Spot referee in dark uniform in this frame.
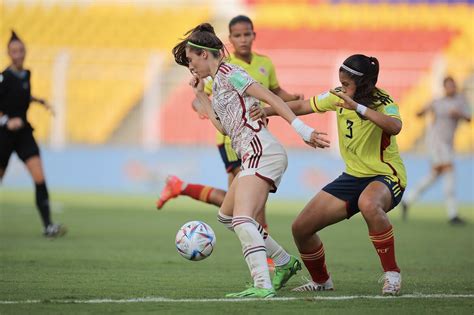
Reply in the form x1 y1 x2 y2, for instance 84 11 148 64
0 31 65 238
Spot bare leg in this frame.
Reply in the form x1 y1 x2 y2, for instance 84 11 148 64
292 190 347 284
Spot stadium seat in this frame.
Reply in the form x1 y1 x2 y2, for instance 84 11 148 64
0 2 210 144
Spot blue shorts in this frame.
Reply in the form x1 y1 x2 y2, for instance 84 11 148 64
217 143 241 173
322 172 404 219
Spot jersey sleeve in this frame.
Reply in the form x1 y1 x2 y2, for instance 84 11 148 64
374 89 402 121
267 60 280 90
228 68 256 96
204 77 213 96
309 91 339 113
382 102 402 121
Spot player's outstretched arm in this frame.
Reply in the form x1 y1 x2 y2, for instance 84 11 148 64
271 86 304 102
31 95 55 115
246 83 330 149
246 83 296 124
416 103 432 118
330 89 402 136
250 99 313 122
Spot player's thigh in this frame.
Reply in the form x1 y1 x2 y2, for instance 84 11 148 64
292 190 347 238
358 181 393 215
233 175 270 218
227 167 241 188
0 132 15 180
219 176 238 217
16 129 43 182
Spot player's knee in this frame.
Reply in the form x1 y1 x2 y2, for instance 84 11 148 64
358 198 382 218
292 218 312 242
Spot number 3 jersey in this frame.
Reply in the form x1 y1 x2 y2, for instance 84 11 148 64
310 88 407 188
211 63 266 158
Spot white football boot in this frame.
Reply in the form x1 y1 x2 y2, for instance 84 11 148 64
380 271 401 296
292 276 334 292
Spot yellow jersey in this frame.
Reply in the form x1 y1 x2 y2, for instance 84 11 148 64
205 52 279 146
310 88 407 188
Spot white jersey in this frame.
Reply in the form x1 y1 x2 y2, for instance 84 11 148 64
211 63 266 158
426 93 471 165
427 93 471 147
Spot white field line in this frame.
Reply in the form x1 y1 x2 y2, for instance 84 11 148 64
0 294 473 305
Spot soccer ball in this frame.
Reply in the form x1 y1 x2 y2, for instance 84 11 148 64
175 221 216 261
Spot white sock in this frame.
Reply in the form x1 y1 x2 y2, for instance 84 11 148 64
405 171 438 205
444 171 458 219
217 211 233 231
232 216 272 289
255 223 291 267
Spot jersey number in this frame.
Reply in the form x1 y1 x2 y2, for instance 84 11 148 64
345 120 354 139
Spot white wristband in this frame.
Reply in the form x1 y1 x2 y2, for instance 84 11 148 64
356 104 368 116
291 118 314 142
0 115 8 127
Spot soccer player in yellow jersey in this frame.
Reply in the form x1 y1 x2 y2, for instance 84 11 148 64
254 54 406 295
157 16 302 227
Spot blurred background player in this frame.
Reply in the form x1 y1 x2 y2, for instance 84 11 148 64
172 23 329 298
401 76 471 225
0 31 66 238
157 15 303 231
255 54 406 295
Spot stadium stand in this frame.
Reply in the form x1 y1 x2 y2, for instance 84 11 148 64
0 2 210 143
160 1 473 152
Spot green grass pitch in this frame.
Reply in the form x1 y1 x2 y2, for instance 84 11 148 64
1 189 473 314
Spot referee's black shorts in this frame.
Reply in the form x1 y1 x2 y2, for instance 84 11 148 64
0 127 40 169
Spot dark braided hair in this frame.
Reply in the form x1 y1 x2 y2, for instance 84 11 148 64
172 23 226 68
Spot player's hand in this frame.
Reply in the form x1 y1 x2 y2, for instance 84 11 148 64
330 89 357 111
42 100 55 116
249 104 267 126
448 108 463 119
189 74 204 94
6 117 24 131
191 99 209 120
294 93 304 100
308 130 330 149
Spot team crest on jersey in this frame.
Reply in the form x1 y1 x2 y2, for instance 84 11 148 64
22 82 29 90
385 104 399 116
259 67 267 76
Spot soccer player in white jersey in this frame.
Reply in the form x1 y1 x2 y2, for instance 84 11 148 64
402 76 471 225
172 23 330 298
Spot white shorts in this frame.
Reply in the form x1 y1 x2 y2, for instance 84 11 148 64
239 129 288 193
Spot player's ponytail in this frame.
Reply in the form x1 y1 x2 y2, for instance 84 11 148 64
193 23 216 34
340 54 380 108
8 30 23 48
172 23 227 68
